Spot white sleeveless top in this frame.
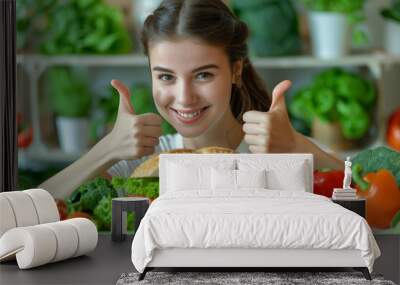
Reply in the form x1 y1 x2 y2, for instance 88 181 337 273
107 133 251 177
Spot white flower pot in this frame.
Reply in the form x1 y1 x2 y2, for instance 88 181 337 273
308 12 351 59
384 19 400 55
132 0 162 28
56 117 89 154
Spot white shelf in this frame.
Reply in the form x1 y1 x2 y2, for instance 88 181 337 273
252 52 383 68
19 144 83 166
16 51 400 69
17 54 148 67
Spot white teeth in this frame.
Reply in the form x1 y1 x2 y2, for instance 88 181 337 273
177 110 202 119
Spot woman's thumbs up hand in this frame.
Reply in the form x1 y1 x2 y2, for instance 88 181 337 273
242 80 299 153
107 79 163 161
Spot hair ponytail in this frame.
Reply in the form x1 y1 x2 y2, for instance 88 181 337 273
231 58 271 123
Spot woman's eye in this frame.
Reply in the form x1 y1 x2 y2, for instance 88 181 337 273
196 72 213 81
158 74 174 81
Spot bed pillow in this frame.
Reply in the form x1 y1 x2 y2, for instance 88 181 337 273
238 159 308 191
265 162 307 191
167 162 209 191
211 168 267 190
236 169 267 188
211 168 236 190
267 163 307 192
167 159 236 192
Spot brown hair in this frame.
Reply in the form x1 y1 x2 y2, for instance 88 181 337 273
141 0 271 123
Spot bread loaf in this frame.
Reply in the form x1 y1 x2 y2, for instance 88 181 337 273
130 146 234 178
130 149 195 178
195 146 234 154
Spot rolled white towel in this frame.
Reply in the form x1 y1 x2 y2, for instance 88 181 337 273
0 225 57 268
0 189 59 238
42 221 79 263
0 218 98 269
64 218 98 257
0 195 17 237
24 189 60 224
0 191 39 228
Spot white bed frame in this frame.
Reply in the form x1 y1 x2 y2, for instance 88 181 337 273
139 154 371 281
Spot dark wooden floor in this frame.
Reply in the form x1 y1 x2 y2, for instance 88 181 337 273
1 233 398 284
0 234 134 285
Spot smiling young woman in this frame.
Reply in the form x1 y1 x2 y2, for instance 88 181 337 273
40 0 343 199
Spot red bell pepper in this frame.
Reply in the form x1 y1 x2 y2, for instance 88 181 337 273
353 163 400 229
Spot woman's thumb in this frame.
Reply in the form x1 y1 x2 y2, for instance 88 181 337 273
270 80 292 111
111 79 135 114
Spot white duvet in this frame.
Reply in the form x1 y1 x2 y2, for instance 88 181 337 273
131 190 380 273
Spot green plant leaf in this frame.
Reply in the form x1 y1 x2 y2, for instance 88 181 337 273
381 1 400 22
288 68 375 139
47 67 92 117
39 0 133 54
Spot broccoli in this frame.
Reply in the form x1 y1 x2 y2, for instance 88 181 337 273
93 195 112 231
68 176 157 232
352 146 400 186
69 178 117 212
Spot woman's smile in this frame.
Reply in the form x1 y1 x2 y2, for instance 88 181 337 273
169 106 210 125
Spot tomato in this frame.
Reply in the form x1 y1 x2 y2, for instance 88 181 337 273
55 199 68 220
68 211 91 220
16 112 33 149
386 108 400 151
17 127 33 148
313 170 344 197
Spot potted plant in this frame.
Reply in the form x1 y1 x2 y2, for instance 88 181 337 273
132 0 162 30
40 0 133 54
289 68 376 150
381 0 400 55
231 0 302 57
48 67 92 154
15 0 56 52
302 0 367 59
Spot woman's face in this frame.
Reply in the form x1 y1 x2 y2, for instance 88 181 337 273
148 38 238 138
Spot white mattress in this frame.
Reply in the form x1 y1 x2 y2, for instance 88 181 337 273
131 190 380 273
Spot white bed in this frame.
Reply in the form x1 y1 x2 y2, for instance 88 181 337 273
131 154 380 281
